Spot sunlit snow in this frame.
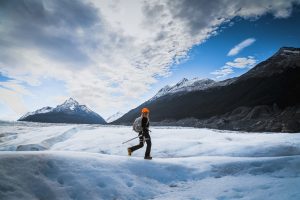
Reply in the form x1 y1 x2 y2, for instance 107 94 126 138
0 121 299 200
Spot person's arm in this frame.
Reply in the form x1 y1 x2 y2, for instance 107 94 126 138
141 117 148 135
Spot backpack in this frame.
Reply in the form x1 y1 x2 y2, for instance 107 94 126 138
133 116 143 133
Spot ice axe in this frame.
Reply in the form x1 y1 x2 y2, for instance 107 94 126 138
122 130 152 144
122 136 139 144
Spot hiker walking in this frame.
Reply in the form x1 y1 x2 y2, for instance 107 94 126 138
128 108 152 160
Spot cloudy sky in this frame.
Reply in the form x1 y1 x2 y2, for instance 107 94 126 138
1 0 300 120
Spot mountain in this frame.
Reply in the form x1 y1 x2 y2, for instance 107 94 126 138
150 78 216 101
114 47 300 132
150 77 239 101
106 112 124 123
19 98 106 124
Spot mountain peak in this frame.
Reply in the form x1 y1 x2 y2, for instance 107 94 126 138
59 98 79 111
279 46 300 51
239 46 300 80
176 78 189 86
274 47 300 57
150 77 216 101
63 98 79 105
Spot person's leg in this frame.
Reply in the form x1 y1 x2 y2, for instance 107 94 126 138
144 133 152 158
129 134 144 152
145 139 151 157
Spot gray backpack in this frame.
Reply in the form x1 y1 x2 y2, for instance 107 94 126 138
133 116 142 133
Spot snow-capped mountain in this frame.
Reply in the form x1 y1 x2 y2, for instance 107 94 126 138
150 78 216 101
106 112 124 123
150 76 241 101
54 98 80 112
115 47 300 132
18 98 106 124
149 47 300 102
53 98 95 114
19 106 53 120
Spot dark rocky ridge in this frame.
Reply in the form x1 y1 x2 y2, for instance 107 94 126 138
114 47 300 132
151 105 300 133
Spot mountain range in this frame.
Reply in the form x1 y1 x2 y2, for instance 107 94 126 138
114 47 300 132
18 47 300 131
19 98 106 124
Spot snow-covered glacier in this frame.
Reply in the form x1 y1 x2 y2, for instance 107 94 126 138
0 121 300 200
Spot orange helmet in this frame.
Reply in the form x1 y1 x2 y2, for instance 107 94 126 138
141 107 150 113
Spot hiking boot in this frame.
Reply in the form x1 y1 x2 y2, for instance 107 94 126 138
144 156 152 160
127 148 132 156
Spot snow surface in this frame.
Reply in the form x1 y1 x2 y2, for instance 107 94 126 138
1 121 300 200
282 49 300 54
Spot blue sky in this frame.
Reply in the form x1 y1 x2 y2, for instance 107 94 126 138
149 7 300 95
0 0 300 120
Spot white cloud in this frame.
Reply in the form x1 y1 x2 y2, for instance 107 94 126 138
226 56 257 68
211 56 257 79
211 66 234 79
0 80 31 117
0 0 299 119
227 38 256 56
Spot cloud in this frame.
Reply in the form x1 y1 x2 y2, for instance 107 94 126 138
226 56 257 68
0 0 299 119
227 38 256 56
211 66 234 79
0 80 31 117
211 56 257 79
163 0 299 35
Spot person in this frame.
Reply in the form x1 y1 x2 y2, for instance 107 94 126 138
128 108 152 160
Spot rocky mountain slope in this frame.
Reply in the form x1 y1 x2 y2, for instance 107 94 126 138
114 47 300 132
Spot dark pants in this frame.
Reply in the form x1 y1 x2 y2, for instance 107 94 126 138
129 131 151 157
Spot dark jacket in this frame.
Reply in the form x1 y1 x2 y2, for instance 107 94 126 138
141 117 149 135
